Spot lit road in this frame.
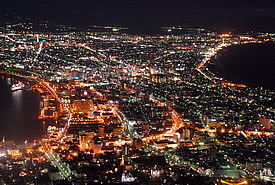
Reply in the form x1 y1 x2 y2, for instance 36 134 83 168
44 151 73 180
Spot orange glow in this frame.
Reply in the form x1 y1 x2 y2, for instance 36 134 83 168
220 179 248 185
222 81 247 88
220 33 232 38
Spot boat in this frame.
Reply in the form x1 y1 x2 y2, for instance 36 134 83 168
11 82 25 91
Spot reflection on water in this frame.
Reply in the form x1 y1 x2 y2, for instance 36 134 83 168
12 90 23 110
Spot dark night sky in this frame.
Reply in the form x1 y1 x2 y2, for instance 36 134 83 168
2 0 275 29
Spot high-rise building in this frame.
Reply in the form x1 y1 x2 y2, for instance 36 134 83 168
92 138 102 154
122 144 130 156
79 134 88 151
179 128 194 140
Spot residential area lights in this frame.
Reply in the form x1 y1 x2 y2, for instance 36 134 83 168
0 24 274 184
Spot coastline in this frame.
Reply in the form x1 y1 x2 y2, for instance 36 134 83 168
204 42 275 90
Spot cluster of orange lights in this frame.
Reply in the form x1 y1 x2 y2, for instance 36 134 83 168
220 179 248 185
222 82 247 88
220 33 232 38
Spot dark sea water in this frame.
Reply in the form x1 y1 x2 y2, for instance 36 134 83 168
0 78 44 144
209 42 275 90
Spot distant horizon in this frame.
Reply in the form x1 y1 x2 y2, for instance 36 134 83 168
1 9 275 34
1 0 275 33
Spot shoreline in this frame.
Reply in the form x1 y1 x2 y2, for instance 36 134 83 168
199 42 275 90
207 42 275 90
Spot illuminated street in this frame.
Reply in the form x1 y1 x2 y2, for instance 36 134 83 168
0 12 274 185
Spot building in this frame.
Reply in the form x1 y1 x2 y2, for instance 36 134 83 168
132 138 142 150
92 137 102 154
98 126 105 138
113 127 122 138
260 116 271 130
79 134 89 151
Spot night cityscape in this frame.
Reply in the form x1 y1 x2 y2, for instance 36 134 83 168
0 1 274 185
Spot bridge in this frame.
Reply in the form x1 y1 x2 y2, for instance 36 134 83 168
0 70 60 101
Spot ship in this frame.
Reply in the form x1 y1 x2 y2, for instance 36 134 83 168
11 82 25 91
